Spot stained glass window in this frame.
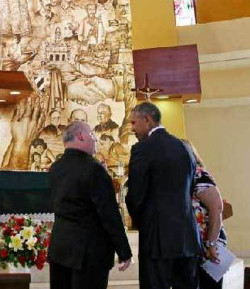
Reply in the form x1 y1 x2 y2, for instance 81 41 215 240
174 0 196 26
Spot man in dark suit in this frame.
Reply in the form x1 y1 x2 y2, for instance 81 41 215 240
49 121 132 289
126 102 200 289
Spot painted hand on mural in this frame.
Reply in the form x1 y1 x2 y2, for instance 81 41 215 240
1 93 49 170
66 75 124 105
11 95 47 143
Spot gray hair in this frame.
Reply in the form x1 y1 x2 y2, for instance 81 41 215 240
63 121 89 143
131 102 161 123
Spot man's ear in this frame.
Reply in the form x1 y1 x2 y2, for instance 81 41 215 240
144 115 150 123
145 115 153 125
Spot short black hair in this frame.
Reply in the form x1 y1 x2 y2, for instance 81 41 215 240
131 102 161 123
100 134 115 142
32 138 47 149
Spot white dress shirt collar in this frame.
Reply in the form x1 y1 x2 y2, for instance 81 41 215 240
148 125 165 137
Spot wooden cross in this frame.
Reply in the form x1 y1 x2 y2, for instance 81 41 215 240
131 73 162 101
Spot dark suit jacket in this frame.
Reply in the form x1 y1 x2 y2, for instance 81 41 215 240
48 148 132 270
126 129 200 259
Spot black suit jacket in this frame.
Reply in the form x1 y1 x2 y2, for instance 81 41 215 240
126 129 200 259
48 149 132 270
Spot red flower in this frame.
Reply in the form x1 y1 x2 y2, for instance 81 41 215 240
38 250 47 259
18 256 26 266
13 225 21 232
3 227 12 236
196 212 204 225
35 252 47 270
43 236 50 248
0 248 8 258
1 216 49 270
15 218 25 226
36 261 44 270
36 225 42 234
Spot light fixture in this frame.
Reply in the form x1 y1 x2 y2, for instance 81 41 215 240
155 95 169 100
185 99 197 103
10 91 21 95
0 100 7 103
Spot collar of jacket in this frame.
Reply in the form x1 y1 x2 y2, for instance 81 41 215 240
148 125 165 137
64 148 90 156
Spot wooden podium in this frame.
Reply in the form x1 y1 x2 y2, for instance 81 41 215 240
0 273 31 289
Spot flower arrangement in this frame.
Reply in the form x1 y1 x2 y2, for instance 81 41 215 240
0 215 50 270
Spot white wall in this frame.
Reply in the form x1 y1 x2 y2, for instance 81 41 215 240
184 99 250 256
177 17 250 54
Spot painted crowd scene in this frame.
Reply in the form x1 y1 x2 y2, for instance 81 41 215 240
0 0 137 177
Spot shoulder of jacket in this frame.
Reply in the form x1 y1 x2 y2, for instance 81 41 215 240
131 140 151 156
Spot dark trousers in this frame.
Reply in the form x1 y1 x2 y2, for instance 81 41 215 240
50 261 109 289
139 256 199 289
199 265 223 289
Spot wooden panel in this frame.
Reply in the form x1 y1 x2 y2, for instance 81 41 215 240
132 44 201 100
195 0 250 23
0 71 33 105
0 273 31 289
0 71 33 91
0 89 31 104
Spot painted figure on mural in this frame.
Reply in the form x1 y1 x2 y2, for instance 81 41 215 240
57 0 87 23
30 138 55 171
40 109 66 137
0 0 136 172
114 0 131 24
94 103 119 134
3 35 36 71
1 94 48 171
96 0 116 31
60 0 76 14
96 133 129 167
34 0 60 25
68 109 88 124
78 4 105 46
7 35 23 62
0 0 32 36
30 152 42 171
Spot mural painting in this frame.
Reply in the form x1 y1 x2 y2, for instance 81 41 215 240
0 0 137 178
0 0 136 227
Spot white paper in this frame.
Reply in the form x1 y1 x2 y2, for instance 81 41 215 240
201 244 236 282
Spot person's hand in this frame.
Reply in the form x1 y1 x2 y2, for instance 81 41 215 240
222 200 233 220
206 246 220 264
118 258 131 272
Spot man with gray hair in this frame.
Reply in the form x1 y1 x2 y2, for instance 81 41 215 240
49 121 132 289
126 102 200 289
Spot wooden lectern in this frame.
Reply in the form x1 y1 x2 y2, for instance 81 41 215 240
0 273 31 289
